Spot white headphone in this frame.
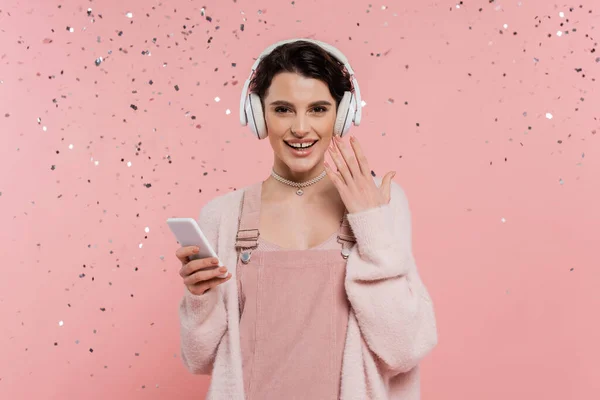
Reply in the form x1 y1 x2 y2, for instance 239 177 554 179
239 38 362 140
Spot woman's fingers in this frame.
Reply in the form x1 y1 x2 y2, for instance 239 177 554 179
175 245 201 264
176 246 230 296
183 265 228 286
187 273 233 295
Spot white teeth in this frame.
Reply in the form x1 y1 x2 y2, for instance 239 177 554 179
287 141 316 148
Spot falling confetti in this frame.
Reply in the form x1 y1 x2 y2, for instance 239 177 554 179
1 2 597 398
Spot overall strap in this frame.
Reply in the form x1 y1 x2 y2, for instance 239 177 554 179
235 182 261 258
337 211 356 259
338 212 356 244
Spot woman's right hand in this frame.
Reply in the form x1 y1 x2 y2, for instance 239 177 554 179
176 246 232 295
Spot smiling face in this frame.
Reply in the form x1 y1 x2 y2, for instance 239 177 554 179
263 71 337 183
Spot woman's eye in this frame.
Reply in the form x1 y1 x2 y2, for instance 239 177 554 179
274 107 328 113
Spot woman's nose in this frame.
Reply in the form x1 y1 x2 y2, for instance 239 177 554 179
291 117 310 134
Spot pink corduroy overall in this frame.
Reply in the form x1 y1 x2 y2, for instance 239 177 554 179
234 181 357 400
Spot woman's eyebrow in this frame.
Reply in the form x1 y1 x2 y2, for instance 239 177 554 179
268 100 333 107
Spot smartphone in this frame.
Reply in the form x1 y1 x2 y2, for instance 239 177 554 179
166 217 228 279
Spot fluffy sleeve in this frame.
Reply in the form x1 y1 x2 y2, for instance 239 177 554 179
178 198 228 375
345 180 438 376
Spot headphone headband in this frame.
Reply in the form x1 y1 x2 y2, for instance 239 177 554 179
239 38 362 127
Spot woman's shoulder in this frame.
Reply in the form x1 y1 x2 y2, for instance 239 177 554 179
199 181 258 216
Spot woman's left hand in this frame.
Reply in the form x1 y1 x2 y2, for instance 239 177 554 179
324 135 396 214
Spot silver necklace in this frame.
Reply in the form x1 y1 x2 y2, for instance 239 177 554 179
270 168 327 196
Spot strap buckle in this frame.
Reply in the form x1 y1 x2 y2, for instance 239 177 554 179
236 229 260 264
236 228 260 242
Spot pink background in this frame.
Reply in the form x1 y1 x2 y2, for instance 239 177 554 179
1 0 599 399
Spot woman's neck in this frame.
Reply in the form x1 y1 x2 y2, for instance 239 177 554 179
262 173 338 204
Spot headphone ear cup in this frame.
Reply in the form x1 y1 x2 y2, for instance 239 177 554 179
247 93 268 140
334 91 354 138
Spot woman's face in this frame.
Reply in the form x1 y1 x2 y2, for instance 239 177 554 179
263 72 337 182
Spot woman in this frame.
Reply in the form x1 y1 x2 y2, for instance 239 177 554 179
177 39 438 399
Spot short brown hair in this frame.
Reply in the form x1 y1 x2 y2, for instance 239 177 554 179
249 40 353 109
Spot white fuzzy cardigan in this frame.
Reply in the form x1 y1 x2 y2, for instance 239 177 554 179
179 176 438 399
